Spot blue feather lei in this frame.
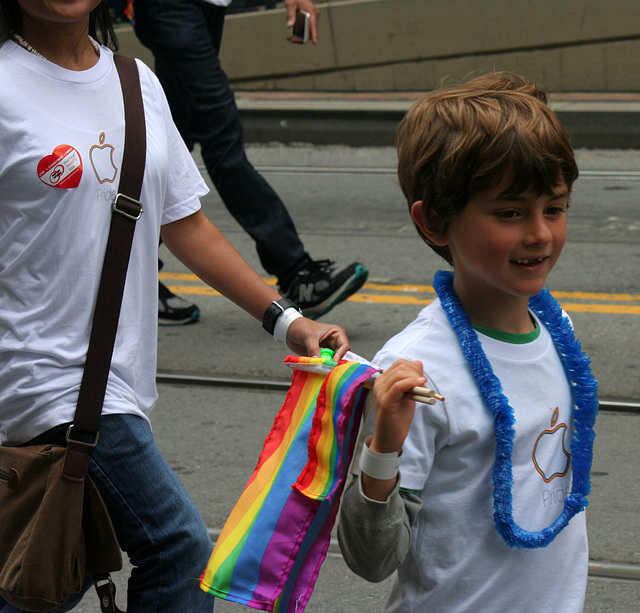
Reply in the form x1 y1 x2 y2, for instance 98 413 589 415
433 270 599 549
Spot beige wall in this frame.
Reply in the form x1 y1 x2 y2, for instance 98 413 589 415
117 0 640 92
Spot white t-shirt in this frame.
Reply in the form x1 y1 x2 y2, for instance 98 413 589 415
0 41 208 444
371 299 588 612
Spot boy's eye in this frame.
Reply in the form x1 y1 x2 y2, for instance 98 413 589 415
545 204 568 216
496 209 520 219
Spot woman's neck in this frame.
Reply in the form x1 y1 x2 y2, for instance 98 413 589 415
17 20 99 71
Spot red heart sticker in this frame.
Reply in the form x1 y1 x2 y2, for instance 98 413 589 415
37 144 83 189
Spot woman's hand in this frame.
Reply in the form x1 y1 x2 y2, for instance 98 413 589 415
284 317 350 361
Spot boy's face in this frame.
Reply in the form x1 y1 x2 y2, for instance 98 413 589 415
434 176 570 326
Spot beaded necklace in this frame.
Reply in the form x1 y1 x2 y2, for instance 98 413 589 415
433 270 599 549
12 33 45 59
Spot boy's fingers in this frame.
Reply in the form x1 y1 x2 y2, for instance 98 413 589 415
384 360 426 381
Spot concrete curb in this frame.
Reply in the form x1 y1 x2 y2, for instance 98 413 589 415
236 94 640 149
114 24 640 149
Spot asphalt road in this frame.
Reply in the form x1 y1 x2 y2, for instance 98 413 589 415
75 145 640 612
159 145 640 401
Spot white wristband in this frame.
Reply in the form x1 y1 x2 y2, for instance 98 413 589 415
274 307 304 344
359 441 400 480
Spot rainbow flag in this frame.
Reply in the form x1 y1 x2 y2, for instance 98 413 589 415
200 356 377 612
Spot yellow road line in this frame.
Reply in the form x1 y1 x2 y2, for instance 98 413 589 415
165 285 222 296
552 290 640 302
348 293 435 305
159 273 640 315
560 303 640 315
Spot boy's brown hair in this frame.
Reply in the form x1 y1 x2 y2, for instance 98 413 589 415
397 72 579 265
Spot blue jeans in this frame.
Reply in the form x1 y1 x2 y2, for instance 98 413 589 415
133 0 307 283
0 414 214 613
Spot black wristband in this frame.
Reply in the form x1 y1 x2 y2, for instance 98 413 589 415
262 298 301 336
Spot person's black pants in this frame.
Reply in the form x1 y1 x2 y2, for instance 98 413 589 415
134 0 307 281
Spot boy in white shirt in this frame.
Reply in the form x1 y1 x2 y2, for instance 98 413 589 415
338 72 599 612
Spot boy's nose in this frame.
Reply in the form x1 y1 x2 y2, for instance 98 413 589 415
524 215 553 244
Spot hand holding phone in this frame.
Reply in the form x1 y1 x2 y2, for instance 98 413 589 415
290 9 310 44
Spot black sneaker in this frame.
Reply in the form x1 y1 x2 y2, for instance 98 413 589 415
281 259 369 319
158 281 200 325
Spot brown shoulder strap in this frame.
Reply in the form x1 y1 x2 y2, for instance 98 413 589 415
113 55 146 203
63 55 146 481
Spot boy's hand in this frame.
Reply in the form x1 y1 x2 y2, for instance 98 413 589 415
370 360 427 455
285 317 350 361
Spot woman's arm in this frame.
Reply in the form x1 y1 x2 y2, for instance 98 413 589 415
160 210 350 359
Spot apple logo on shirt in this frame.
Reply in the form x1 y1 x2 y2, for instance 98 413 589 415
532 407 571 483
89 132 118 184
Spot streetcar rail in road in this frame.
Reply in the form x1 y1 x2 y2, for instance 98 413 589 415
157 371 640 413
197 163 640 181
203 529 640 583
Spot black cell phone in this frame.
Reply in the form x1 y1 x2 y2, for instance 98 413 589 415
291 9 310 44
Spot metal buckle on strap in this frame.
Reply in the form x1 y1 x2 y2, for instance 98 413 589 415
66 424 99 448
112 193 143 220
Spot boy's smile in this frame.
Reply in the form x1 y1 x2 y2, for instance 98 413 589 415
432 177 569 332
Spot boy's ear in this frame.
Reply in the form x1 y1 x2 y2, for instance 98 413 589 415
410 201 450 246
